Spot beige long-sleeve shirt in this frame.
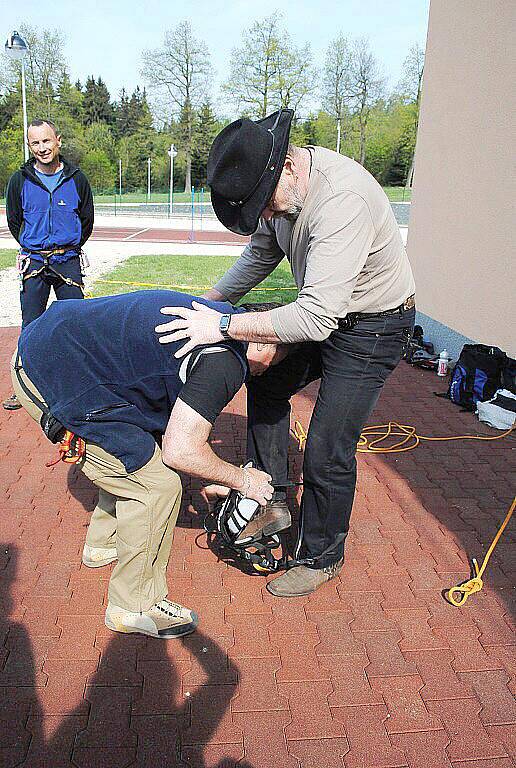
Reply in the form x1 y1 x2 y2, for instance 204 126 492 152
214 146 416 343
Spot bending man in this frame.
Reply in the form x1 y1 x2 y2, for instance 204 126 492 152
12 290 273 638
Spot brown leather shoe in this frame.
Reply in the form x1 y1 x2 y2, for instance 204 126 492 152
266 559 343 597
235 499 291 544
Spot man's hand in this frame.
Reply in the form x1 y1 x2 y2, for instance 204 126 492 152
202 473 274 508
247 342 289 375
155 302 223 357
239 466 274 505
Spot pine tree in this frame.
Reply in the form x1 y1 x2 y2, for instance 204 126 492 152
83 76 114 125
191 102 220 187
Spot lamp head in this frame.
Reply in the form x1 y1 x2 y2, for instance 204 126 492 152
5 31 28 61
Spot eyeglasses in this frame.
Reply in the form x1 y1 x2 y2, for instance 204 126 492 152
228 110 284 208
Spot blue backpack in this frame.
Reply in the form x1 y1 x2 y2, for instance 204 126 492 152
447 344 507 410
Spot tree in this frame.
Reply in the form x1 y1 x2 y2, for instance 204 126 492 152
223 15 315 119
57 72 83 122
83 76 114 125
397 43 425 188
322 35 355 152
81 148 115 192
141 21 212 191
191 101 221 187
348 38 385 165
0 25 67 120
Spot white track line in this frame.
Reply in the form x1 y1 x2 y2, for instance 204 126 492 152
123 228 149 241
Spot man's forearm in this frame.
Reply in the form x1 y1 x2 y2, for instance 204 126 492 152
164 432 246 492
202 288 227 302
228 311 281 344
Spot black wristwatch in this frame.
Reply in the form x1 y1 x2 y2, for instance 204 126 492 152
219 313 232 339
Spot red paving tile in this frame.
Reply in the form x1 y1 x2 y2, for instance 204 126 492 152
1 331 514 766
425 698 509 762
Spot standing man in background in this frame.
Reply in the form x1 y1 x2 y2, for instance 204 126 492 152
3 118 93 410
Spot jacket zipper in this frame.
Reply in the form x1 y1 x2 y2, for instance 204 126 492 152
84 403 130 421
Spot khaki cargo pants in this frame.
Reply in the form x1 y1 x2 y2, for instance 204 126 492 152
11 354 182 613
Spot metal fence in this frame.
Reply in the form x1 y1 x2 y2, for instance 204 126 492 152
94 201 412 227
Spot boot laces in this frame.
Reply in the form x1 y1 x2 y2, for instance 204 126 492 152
155 599 184 618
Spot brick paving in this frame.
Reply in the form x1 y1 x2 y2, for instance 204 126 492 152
0 324 514 768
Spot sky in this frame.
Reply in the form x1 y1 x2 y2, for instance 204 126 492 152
3 0 430 111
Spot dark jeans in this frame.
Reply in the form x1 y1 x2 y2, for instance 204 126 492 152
20 257 84 328
246 307 415 569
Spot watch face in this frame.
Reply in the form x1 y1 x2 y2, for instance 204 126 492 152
220 314 231 333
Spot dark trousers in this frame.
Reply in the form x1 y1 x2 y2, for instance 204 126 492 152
20 257 84 328
246 307 415 569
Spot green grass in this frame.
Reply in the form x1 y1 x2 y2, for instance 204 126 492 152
0 249 17 270
92 191 211 204
90 254 298 305
383 186 412 202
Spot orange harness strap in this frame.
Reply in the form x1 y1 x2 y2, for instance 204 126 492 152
46 430 85 467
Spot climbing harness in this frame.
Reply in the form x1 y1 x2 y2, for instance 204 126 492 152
19 248 84 292
45 430 85 466
204 485 285 573
13 354 85 466
445 496 515 606
202 463 343 574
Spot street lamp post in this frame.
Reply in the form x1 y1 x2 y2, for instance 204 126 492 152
167 144 177 217
4 31 29 162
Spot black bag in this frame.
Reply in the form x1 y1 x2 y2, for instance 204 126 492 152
501 356 516 395
447 344 507 410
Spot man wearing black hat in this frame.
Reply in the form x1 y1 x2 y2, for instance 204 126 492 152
155 108 416 598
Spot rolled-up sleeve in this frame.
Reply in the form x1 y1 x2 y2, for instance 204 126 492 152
269 191 376 343
213 220 285 303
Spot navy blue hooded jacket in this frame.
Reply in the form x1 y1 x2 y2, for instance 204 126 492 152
6 157 94 263
18 290 248 472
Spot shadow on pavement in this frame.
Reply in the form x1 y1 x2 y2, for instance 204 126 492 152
0 544 255 767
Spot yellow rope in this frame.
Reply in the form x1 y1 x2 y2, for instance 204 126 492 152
291 418 515 606
357 422 515 453
95 279 296 292
446 496 515 606
291 420 308 451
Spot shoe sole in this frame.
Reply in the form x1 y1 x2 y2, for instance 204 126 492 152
82 556 117 568
266 582 315 597
105 612 199 639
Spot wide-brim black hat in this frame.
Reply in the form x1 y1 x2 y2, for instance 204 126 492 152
207 108 294 236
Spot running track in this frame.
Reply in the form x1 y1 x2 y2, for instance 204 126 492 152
0 224 248 245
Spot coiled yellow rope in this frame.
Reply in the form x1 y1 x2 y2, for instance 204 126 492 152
357 421 515 453
291 419 515 605
446 496 515 606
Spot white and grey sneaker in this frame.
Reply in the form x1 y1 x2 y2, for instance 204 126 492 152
105 598 198 639
82 543 118 568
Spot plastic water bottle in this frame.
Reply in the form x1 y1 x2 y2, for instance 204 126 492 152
437 349 450 376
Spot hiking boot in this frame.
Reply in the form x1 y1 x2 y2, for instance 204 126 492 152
3 393 22 410
235 499 291 544
82 543 118 568
266 559 344 597
105 598 198 639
